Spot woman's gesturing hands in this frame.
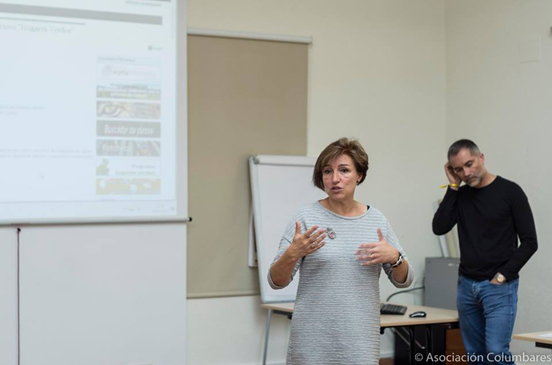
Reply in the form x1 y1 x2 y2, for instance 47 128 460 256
355 228 399 266
287 222 326 260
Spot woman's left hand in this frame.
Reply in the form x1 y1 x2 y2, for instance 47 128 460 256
355 228 399 266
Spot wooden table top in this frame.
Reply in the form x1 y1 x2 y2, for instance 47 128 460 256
513 332 552 345
261 302 459 327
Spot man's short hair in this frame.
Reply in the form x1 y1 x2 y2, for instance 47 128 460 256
447 139 481 160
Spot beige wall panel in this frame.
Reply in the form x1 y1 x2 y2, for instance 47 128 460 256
187 35 308 297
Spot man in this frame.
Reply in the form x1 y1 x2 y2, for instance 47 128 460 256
433 139 538 365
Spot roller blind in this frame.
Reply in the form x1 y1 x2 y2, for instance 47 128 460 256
187 35 308 298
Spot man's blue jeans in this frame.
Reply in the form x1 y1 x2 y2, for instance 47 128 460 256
457 275 519 365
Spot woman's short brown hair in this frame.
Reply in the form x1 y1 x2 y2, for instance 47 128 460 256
312 137 369 191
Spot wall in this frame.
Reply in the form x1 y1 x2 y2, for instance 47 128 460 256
18 224 187 365
187 0 447 363
0 225 188 365
0 227 18 365
187 296 290 365
446 0 552 356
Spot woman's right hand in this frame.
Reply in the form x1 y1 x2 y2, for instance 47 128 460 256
287 221 326 260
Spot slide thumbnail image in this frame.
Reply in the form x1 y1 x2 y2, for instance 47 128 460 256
97 101 160 120
97 120 161 138
97 83 161 101
96 158 160 177
96 178 161 195
97 140 161 157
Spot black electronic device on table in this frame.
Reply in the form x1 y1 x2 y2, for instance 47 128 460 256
409 311 427 318
380 303 407 315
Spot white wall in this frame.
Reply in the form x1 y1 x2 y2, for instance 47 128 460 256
187 296 290 365
0 224 188 365
0 227 18 365
18 224 187 365
187 0 447 363
446 0 552 356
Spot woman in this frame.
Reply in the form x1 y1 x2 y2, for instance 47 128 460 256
268 137 414 365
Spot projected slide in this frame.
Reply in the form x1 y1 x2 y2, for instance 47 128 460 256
0 0 182 223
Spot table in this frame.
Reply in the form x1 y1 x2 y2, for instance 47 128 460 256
260 302 459 364
513 331 552 350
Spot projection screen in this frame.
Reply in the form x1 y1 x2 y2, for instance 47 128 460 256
0 0 187 224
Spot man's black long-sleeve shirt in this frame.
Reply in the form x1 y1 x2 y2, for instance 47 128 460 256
432 176 538 281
